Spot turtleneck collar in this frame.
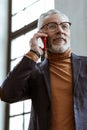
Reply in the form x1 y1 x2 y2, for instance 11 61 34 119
47 47 72 61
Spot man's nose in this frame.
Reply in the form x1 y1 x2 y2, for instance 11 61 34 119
56 25 64 33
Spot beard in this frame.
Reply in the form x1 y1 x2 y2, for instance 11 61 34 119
47 42 70 54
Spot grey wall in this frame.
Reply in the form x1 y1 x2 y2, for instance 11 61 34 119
55 0 87 55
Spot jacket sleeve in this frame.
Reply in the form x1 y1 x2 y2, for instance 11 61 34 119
0 56 37 103
0 87 2 99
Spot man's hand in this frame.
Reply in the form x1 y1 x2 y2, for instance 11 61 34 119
29 31 47 56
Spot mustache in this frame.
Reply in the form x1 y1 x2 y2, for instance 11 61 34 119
46 36 66 49
53 36 65 41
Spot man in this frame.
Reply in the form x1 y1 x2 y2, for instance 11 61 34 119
0 9 87 130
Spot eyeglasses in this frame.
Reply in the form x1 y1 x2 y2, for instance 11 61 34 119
41 22 71 32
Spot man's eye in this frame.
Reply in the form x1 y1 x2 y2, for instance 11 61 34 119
62 24 68 30
49 25 55 28
49 24 56 30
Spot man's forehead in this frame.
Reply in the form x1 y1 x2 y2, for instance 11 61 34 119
42 14 69 25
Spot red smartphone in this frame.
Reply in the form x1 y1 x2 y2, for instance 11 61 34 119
41 37 47 51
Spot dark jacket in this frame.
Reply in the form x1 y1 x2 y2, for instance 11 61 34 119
1 53 87 130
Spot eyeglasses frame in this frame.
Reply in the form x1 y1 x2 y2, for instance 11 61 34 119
40 22 72 31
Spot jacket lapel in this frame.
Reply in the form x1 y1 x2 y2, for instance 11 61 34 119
39 59 51 102
71 53 81 91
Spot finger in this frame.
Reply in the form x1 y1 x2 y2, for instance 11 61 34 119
37 31 48 37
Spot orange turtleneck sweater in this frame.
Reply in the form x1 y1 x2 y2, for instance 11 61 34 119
47 48 75 130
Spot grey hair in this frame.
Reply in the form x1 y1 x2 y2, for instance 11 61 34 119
37 9 70 29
